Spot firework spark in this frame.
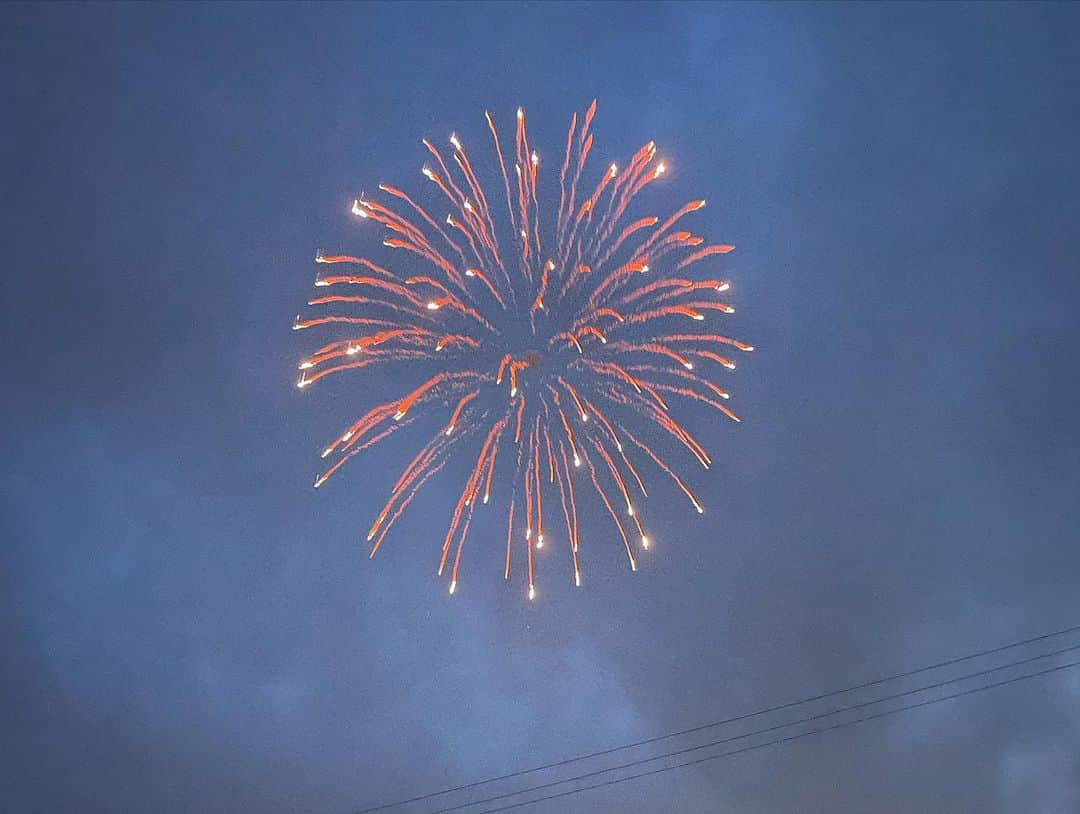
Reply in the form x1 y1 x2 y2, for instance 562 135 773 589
295 101 753 598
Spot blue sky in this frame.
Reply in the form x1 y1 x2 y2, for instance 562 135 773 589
3 2 1079 811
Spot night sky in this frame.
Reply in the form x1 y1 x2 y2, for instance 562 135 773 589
4 3 1079 812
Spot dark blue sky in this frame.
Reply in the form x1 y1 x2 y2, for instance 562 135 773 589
3 2 1079 812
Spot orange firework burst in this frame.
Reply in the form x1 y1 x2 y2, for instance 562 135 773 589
294 101 753 599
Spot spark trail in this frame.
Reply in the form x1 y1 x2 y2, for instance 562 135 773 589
294 102 753 598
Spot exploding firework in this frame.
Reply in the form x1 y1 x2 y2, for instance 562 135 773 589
294 101 753 598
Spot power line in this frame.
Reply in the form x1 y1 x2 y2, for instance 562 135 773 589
354 622 1080 813
474 658 1080 814
431 642 1080 814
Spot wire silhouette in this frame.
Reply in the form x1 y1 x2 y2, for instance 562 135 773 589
473 659 1080 813
433 642 1080 813
355 622 1080 814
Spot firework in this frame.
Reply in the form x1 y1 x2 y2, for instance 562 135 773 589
294 101 753 598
